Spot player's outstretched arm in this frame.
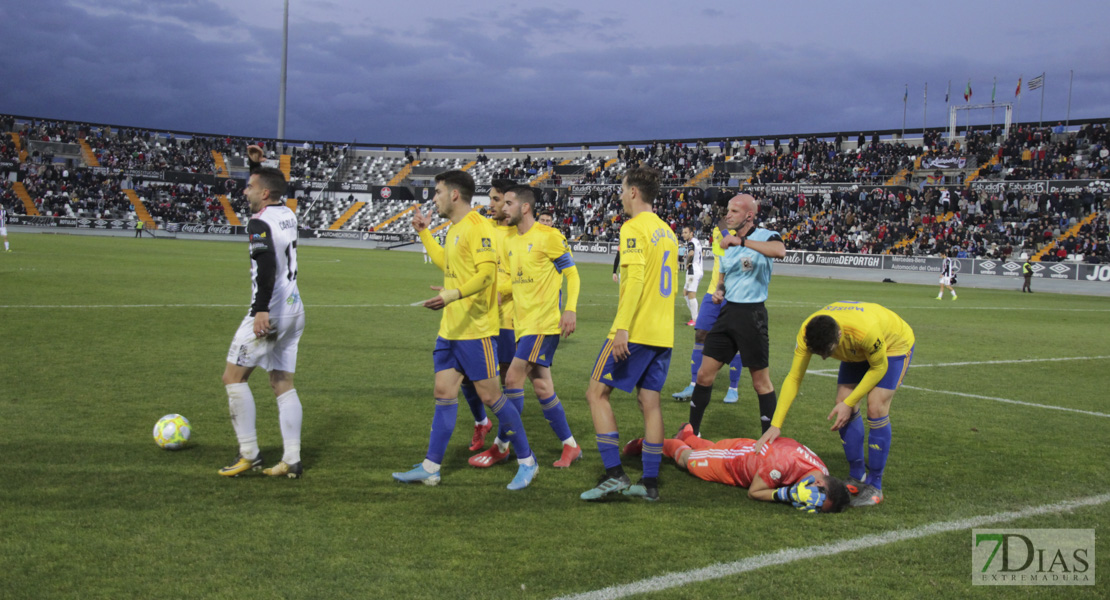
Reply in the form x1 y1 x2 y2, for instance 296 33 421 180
421 261 496 310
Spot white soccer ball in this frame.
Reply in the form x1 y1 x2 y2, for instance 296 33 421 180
153 414 192 450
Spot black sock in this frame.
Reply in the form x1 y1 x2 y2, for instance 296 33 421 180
689 384 713 436
641 476 658 489
757 391 778 434
605 465 626 480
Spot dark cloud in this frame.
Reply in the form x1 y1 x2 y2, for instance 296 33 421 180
0 1 1106 147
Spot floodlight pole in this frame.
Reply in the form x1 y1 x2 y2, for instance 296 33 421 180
277 0 289 154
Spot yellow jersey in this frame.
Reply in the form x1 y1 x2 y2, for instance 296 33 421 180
493 223 515 330
774 302 915 425
609 211 679 348
506 223 578 338
704 225 733 294
423 210 499 340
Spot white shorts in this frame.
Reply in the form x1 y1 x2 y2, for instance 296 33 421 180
939 275 953 286
226 312 305 372
683 271 703 294
0 226 7 236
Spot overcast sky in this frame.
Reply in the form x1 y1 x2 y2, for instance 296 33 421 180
1 1 1106 146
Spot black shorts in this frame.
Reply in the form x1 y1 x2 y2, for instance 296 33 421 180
702 302 769 371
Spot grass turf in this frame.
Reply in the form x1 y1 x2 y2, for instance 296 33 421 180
1 232 1107 599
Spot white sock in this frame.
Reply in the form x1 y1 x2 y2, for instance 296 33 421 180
687 297 698 320
519 454 537 466
3 241 8 250
494 436 510 452
421 458 441 473
276 389 303 464
562 436 578 447
476 417 489 426
226 383 258 458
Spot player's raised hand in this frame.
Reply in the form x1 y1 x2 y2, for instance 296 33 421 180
560 310 576 338
827 402 852 431
246 144 265 163
753 425 780 453
411 205 429 232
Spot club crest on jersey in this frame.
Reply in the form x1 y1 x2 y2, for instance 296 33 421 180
627 238 637 249
477 237 493 253
482 238 491 247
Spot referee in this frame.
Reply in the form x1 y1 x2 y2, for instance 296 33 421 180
688 194 785 437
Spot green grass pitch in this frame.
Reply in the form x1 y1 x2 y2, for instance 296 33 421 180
1 232 1107 599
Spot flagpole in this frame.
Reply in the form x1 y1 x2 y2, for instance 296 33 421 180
1066 69 1073 128
902 84 907 138
1039 72 1045 127
945 80 951 139
923 82 928 137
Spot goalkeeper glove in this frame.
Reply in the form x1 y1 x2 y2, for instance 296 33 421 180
789 475 827 513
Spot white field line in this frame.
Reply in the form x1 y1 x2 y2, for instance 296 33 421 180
552 493 1110 600
805 369 1110 418
911 356 1110 368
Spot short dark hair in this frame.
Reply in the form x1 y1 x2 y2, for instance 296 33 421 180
821 475 851 513
490 178 516 194
538 211 554 220
803 315 839 353
623 166 661 202
506 185 537 208
252 167 287 199
435 170 475 203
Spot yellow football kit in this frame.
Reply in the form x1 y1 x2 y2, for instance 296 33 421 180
507 223 580 338
773 302 915 426
419 210 499 340
609 211 679 348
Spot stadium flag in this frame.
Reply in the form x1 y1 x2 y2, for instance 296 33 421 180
991 77 997 102
964 79 972 102
1028 73 1045 90
904 84 908 104
945 80 951 103
1015 76 1022 97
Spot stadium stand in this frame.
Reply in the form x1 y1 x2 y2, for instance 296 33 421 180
1 114 1106 262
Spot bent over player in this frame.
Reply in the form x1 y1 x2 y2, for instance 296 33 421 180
756 301 915 507
624 425 850 513
219 144 305 479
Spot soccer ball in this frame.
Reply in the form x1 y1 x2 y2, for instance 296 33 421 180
153 414 192 450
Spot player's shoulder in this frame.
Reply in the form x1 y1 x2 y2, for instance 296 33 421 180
749 227 781 242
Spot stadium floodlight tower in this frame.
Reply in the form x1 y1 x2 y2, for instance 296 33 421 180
276 0 289 154
949 102 1012 139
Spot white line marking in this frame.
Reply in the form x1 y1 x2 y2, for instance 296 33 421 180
553 493 1110 600
898 384 1110 418
805 371 1110 418
911 356 1110 368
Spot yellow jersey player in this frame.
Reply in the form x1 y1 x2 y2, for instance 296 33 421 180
581 167 679 502
460 179 517 455
472 185 583 469
756 301 915 507
672 220 747 405
392 170 537 490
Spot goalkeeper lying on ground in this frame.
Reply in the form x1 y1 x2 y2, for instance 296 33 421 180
624 424 850 513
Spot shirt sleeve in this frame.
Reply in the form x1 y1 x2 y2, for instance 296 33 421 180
771 341 813 428
248 219 276 315
418 229 445 270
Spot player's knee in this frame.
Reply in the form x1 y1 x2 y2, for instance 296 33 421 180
695 366 717 387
